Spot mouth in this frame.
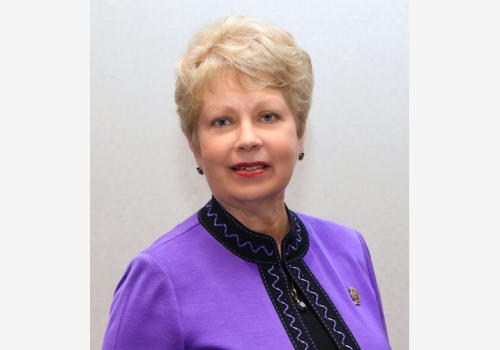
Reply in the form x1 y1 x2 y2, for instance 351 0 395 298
231 162 269 171
230 162 269 177
232 165 267 171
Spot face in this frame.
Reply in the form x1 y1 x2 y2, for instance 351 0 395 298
189 79 306 206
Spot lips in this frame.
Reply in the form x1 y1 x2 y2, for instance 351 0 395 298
231 162 269 178
231 162 268 171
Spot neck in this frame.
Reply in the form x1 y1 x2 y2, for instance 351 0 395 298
213 193 290 256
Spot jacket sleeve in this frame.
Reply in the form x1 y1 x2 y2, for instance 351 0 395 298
102 253 184 350
355 231 389 339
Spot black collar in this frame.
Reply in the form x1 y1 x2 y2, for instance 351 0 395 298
198 196 309 264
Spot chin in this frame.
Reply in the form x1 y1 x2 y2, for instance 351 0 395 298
222 186 286 205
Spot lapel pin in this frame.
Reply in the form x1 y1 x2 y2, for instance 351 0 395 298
349 286 360 306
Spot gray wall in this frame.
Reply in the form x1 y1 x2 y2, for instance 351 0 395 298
91 0 408 349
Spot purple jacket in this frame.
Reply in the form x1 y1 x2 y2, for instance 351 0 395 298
103 198 391 349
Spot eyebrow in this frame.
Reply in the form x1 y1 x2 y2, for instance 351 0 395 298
202 97 287 115
202 104 238 115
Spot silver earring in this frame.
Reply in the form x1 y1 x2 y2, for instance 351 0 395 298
196 167 204 175
298 152 305 161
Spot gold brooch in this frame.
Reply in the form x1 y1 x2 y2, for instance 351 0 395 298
349 286 360 306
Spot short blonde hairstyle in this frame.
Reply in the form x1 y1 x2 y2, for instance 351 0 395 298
175 15 314 150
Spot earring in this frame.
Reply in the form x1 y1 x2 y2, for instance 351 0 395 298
196 167 204 175
298 152 305 161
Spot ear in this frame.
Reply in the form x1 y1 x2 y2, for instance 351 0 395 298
188 138 203 167
299 125 307 152
187 137 196 154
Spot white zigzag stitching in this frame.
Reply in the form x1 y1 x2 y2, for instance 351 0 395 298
285 213 303 256
290 266 353 350
268 265 309 350
206 201 274 256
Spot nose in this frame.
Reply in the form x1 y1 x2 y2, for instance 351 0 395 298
234 120 263 152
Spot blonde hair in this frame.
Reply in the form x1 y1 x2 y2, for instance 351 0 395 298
175 15 314 149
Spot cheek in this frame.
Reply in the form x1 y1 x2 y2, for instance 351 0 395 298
271 135 300 167
198 136 232 169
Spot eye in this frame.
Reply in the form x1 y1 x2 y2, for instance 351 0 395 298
261 114 276 122
216 119 230 127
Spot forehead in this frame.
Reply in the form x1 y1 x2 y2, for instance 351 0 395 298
200 77 289 115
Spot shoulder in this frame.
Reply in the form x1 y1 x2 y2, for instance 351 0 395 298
115 212 209 284
113 212 210 300
293 211 364 249
139 212 210 260
115 213 202 284
126 211 231 279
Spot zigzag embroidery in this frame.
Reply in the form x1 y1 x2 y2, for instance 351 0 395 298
291 266 353 350
284 213 303 256
206 201 274 256
268 265 309 350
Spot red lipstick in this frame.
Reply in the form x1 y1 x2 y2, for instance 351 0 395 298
231 162 268 178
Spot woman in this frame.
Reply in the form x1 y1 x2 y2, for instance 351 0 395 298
103 15 391 350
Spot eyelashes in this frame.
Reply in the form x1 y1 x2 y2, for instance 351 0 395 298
261 114 276 122
216 119 230 127
212 113 279 127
